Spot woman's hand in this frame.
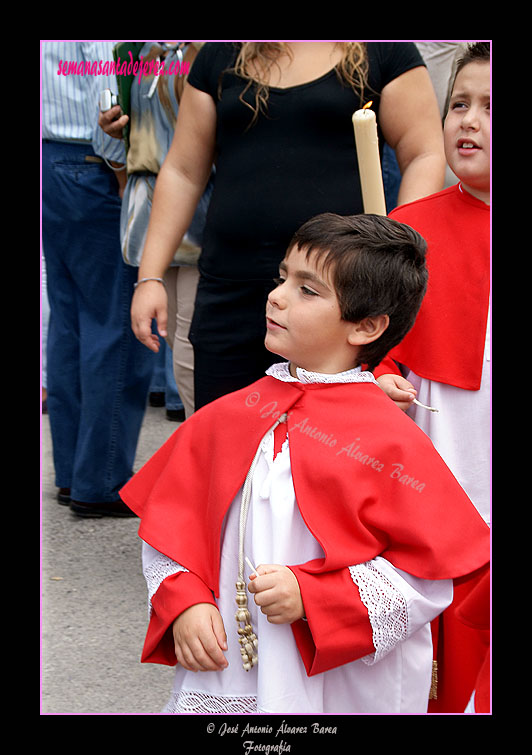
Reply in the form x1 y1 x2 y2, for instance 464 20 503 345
130 280 168 352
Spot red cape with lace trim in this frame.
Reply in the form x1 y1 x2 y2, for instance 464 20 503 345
120 376 489 679
374 185 490 390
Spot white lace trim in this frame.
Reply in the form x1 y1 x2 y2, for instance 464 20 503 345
144 553 188 616
349 561 408 666
266 361 377 384
163 689 259 714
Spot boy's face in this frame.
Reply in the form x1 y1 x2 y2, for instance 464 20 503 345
265 245 358 374
444 60 490 202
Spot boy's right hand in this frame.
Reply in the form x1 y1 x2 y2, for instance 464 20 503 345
376 373 417 412
172 603 228 672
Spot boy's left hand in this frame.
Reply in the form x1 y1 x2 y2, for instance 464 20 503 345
248 564 304 624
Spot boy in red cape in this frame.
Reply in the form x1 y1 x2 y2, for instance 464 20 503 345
120 213 489 715
373 43 491 712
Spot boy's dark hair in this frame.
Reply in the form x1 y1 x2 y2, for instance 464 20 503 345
287 213 428 370
455 41 490 78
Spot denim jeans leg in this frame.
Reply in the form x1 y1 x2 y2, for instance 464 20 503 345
382 144 401 214
42 140 153 502
164 342 182 411
149 341 166 394
44 247 82 489
73 258 154 502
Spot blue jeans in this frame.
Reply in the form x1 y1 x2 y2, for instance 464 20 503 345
149 339 183 412
42 140 154 502
382 144 401 213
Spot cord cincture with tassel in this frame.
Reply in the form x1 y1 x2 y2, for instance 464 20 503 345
235 412 288 671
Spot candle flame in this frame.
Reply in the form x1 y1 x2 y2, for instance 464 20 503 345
363 101 373 110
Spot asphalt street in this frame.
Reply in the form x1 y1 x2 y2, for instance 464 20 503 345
41 403 179 714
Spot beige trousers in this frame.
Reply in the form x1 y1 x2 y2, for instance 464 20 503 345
163 265 199 419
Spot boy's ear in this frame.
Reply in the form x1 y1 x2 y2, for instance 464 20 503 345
347 314 389 346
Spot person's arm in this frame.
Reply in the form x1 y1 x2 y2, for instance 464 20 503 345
379 66 446 205
86 42 127 197
130 82 217 351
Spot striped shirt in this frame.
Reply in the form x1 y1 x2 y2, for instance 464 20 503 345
41 41 125 162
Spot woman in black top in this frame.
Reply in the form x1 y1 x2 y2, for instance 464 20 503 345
131 42 445 409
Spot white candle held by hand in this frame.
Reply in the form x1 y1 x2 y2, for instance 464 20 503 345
352 102 387 216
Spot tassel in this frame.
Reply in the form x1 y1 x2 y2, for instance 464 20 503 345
429 660 438 699
235 580 258 671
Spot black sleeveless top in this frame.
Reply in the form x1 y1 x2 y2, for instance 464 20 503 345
188 42 424 280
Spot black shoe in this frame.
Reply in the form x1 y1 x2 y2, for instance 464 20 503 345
70 498 137 518
149 392 166 407
166 407 186 422
57 488 71 505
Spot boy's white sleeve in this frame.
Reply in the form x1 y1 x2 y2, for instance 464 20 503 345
142 541 189 616
349 555 453 665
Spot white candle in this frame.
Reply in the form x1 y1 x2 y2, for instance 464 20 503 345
352 102 387 216
245 556 260 577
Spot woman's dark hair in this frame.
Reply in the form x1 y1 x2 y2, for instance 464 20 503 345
287 213 428 370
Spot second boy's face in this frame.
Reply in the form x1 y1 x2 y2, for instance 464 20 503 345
265 246 357 375
444 60 490 202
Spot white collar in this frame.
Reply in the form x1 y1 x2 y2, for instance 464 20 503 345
266 361 378 385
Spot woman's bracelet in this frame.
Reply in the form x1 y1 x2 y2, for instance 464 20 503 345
134 277 166 290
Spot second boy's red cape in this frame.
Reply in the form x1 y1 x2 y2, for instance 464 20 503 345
374 185 490 390
121 376 489 678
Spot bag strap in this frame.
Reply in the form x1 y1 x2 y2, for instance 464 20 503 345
174 42 200 103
